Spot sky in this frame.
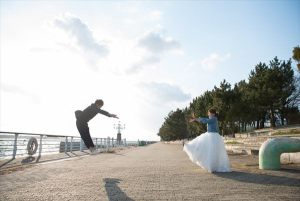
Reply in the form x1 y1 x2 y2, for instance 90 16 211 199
1 0 299 141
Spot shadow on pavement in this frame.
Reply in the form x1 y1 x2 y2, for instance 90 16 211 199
21 156 36 163
0 151 91 170
104 178 133 201
214 171 300 187
0 159 15 168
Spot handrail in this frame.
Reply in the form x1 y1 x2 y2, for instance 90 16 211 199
0 131 128 159
0 131 79 138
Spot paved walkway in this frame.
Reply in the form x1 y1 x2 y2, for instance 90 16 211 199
0 142 299 200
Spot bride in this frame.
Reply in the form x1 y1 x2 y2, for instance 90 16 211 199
183 109 231 173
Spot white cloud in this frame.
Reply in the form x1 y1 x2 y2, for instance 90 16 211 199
117 3 163 24
48 12 109 70
200 53 231 70
1 83 40 104
155 24 166 33
117 3 140 14
189 62 197 67
127 30 182 74
137 82 191 105
148 10 163 21
138 31 181 54
29 47 59 53
127 55 161 74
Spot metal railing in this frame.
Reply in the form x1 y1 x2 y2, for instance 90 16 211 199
0 131 128 159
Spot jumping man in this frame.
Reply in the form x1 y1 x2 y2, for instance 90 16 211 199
75 99 118 154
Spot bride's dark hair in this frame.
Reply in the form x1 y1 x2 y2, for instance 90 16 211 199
209 108 218 116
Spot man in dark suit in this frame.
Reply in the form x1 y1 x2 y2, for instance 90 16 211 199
75 99 118 154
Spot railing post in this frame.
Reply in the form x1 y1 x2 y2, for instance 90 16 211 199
80 139 83 152
39 135 43 156
70 137 73 153
112 137 114 148
12 133 19 159
96 138 98 149
106 137 110 152
65 137 68 153
124 138 126 147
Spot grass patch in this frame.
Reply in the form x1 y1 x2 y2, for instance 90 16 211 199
225 141 243 144
0 164 36 175
103 150 116 154
271 129 300 136
245 163 259 166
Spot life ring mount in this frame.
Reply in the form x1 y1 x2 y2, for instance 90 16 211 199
27 137 38 155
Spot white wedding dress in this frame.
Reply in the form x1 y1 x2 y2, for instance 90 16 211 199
183 132 231 173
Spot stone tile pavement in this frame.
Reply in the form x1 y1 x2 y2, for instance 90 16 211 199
0 142 299 200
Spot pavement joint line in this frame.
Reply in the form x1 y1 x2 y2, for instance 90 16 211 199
37 154 91 165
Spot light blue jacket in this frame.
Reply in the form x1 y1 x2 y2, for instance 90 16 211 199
200 117 219 133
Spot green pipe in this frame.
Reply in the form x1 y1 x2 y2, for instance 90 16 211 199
259 137 300 170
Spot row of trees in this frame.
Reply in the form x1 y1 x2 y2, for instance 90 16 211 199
158 54 300 141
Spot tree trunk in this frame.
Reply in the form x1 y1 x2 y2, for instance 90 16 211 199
260 120 264 129
241 122 244 132
270 104 276 127
281 115 285 126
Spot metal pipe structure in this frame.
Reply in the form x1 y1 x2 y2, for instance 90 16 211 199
259 137 300 170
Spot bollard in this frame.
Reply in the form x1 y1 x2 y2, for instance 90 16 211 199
70 137 73 153
12 134 19 159
106 137 110 152
112 137 114 148
80 139 83 152
259 137 300 170
39 135 43 156
65 137 68 153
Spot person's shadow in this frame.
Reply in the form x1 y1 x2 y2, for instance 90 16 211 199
214 171 300 187
103 178 133 201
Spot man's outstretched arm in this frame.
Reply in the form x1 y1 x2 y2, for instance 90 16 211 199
98 109 119 119
109 114 119 119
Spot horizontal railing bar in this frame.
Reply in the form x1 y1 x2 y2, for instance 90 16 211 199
0 140 32 142
1 131 110 140
39 144 61 146
1 131 129 160
0 131 80 138
0 145 15 147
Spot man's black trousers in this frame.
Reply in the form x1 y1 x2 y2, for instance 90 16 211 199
76 121 95 149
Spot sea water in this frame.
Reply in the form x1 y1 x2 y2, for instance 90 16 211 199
0 134 67 159
0 134 138 159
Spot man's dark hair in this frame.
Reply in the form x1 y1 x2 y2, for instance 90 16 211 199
95 99 104 106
